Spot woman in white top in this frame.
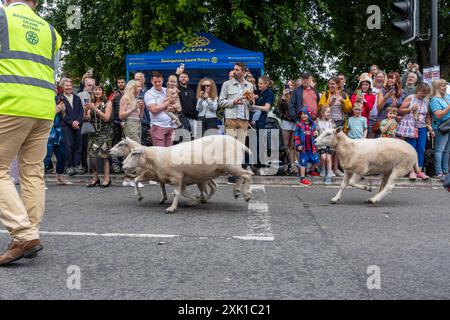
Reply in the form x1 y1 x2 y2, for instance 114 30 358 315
196 78 219 136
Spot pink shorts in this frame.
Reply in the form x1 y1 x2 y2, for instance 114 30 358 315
150 125 174 147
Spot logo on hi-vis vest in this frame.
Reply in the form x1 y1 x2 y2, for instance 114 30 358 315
25 31 39 45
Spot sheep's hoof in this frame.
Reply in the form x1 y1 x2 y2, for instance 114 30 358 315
366 187 372 192
365 198 377 204
138 196 144 202
165 207 176 214
244 194 252 202
330 198 340 204
200 198 208 204
185 201 199 207
234 191 241 199
160 197 167 204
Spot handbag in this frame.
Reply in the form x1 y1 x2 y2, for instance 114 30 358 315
438 118 450 135
81 121 96 135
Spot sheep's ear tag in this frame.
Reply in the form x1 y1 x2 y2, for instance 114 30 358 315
336 127 342 133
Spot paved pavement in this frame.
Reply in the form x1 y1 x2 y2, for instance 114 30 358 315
45 173 444 187
0 182 449 299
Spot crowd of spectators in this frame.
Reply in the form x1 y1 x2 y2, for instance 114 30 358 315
16 58 449 187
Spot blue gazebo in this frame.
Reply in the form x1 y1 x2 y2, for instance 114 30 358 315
125 33 264 86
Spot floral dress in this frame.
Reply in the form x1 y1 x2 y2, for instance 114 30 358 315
87 102 113 159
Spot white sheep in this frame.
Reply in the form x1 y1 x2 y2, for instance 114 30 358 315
315 128 420 204
122 135 253 213
110 138 217 204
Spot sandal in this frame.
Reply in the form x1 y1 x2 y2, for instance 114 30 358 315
100 179 112 188
57 180 73 185
86 179 100 188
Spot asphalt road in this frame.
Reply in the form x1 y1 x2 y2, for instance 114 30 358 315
0 183 449 300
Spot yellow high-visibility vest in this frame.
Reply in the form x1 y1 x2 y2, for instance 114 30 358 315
0 4 62 121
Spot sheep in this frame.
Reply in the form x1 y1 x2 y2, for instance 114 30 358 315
122 134 253 213
315 127 420 204
110 138 218 204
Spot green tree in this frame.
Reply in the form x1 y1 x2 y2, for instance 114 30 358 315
325 0 449 88
43 0 334 88
42 0 449 91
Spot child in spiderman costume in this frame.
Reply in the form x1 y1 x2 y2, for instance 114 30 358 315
294 107 320 186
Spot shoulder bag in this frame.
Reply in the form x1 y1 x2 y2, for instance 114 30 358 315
438 118 450 135
81 121 95 135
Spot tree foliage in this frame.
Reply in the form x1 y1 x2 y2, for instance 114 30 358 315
41 0 449 91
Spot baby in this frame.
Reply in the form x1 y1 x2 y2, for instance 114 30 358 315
165 75 182 127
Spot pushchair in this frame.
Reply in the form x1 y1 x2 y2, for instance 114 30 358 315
255 111 290 176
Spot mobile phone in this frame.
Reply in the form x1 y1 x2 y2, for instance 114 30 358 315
57 96 64 104
389 85 396 92
284 84 290 90
180 63 185 69
201 85 206 92
137 96 144 102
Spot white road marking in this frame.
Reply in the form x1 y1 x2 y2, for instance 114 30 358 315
0 230 178 239
232 185 274 241
0 184 274 242
233 235 274 241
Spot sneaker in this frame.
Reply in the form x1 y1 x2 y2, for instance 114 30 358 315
308 171 320 177
416 172 429 180
66 167 76 176
325 176 332 185
409 171 417 180
138 182 144 188
122 181 130 187
44 167 54 174
334 169 344 177
331 170 336 177
299 178 312 186
74 167 84 175
149 180 158 185
129 181 136 187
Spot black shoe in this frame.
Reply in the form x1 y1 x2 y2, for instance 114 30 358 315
67 167 76 176
86 179 100 188
227 176 238 184
100 179 112 188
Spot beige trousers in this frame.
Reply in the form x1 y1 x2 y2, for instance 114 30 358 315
224 118 249 146
0 116 52 241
